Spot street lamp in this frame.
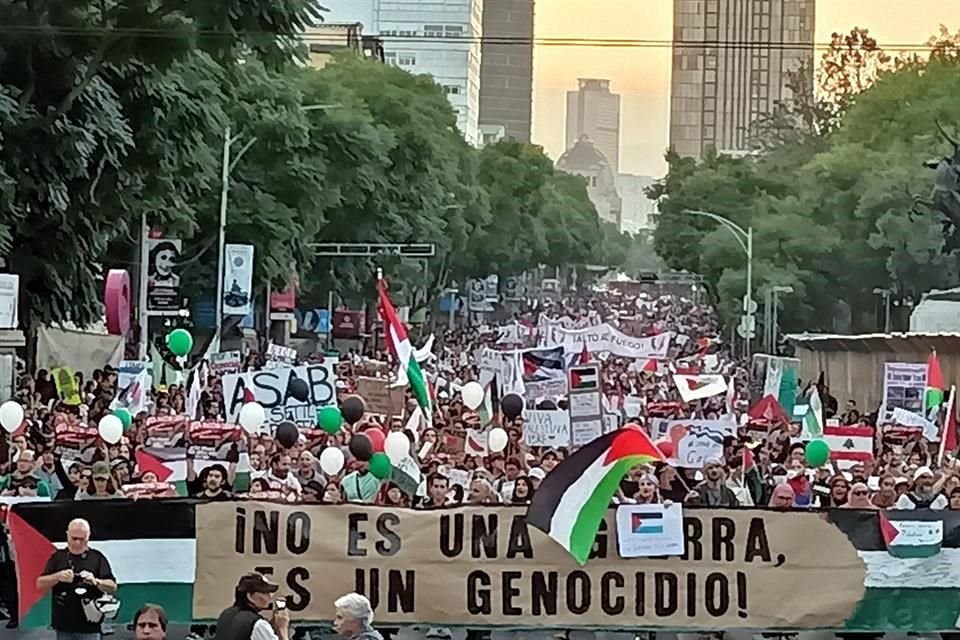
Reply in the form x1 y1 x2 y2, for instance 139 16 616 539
211 104 341 352
873 287 893 332
763 285 794 353
683 209 753 357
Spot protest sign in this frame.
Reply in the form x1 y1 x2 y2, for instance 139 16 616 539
209 351 242 375
265 343 297 369
53 413 98 465
881 362 927 420
11 502 960 631
188 420 246 464
650 418 737 467
222 362 337 428
541 323 671 359
357 377 405 417
616 504 684 557
192 504 893 630
144 415 189 448
146 238 182 314
114 360 150 415
522 410 570 447
51 366 82 405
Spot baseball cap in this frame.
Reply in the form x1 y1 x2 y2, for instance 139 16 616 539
91 462 111 479
913 466 934 481
236 573 279 594
528 467 546 481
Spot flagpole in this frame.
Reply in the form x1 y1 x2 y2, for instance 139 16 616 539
938 385 956 467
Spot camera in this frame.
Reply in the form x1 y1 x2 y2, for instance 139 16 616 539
275 598 287 611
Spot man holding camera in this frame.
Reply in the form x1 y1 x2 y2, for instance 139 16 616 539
214 572 289 640
36 518 117 640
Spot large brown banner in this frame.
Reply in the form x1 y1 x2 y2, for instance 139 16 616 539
194 504 865 628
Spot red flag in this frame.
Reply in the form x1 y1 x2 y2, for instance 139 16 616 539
695 337 712 357
743 447 756 473
135 449 174 482
579 343 590 365
641 358 657 373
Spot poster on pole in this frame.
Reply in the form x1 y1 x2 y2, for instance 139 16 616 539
146 238 182 314
880 362 927 420
222 244 254 316
568 363 604 446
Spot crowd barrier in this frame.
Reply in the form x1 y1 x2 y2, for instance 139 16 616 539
9 500 960 631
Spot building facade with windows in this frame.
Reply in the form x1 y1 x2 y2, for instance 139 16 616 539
565 78 621 175
478 0 535 143
556 135 622 229
669 0 815 158
318 0 484 145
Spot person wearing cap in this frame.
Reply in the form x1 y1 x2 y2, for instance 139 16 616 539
895 466 947 509
214 573 289 640
333 592 382 640
693 458 739 507
75 462 122 500
0 449 52 497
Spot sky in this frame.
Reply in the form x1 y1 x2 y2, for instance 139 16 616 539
531 0 960 178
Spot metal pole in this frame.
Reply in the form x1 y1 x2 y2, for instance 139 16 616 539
137 211 149 360
745 226 753 359
763 288 772 353
772 289 780 355
214 125 232 353
448 291 455 331
884 293 892 332
327 262 335 350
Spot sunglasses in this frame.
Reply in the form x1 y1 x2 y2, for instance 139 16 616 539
93 476 109 481
852 490 869 496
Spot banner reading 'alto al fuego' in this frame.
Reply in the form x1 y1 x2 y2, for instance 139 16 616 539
10 501 960 631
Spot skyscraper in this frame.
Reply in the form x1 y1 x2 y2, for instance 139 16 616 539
565 78 621 174
318 0 485 146
478 0 535 143
669 0 816 158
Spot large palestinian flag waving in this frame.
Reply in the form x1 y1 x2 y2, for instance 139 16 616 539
10 500 196 628
526 426 665 565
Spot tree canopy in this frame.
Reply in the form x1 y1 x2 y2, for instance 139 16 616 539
0 0 629 326
652 28 960 333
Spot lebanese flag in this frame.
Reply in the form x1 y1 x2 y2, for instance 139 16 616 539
673 374 727 403
526 426 665 565
823 424 874 468
378 277 432 426
938 385 958 466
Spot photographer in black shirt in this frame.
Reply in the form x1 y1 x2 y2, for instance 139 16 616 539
36 518 117 640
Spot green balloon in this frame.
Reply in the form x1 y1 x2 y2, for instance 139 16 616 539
368 452 392 480
317 406 343 434
113 408 133 431
166 329 194 357
804 439 831 468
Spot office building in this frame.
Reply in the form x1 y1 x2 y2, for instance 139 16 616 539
565 78 621 175
556 135 622 228
669 0 815 158
478 0 535 143
317 0 485 145
616 174 657 234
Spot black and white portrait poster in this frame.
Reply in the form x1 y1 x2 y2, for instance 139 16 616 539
146 238 182 314
222 244 254 316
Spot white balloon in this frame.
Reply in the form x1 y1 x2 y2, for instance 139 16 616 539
384 431 410 464
0 401 23 433
319 447 345 476
488 427 509 453
98 414 123 445
461 381 484 410
238 402 266 434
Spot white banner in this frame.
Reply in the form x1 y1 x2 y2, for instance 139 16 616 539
541 322 671 359
222 362 337 428
522 410 570 447
265 343 297 369
0 274 19 329
222 244 254 315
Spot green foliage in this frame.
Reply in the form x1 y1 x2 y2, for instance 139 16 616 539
0 4 619 327
653 35 960 333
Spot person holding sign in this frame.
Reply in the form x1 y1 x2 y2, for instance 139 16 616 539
333 593 382 640
213 573 288 640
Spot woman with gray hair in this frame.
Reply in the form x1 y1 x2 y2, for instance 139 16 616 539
332 593 382 640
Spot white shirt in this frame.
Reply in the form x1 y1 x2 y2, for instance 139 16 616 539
895 492 947 510
252 618 279 640
252 470 302 494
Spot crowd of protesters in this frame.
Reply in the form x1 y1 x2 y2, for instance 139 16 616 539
1 281 959 627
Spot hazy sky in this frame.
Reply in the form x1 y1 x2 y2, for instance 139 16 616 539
532 0 960 177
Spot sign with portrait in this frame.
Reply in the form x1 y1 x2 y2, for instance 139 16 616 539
146 237 182 314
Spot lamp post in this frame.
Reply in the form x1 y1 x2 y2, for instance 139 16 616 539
873 287 893 332
683 210 753 357
211 104 340 352
770 285 794 353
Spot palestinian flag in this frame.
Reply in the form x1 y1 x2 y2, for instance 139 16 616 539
526 427 665 565
136 447 252 494
569 365 599 391
938 385 958 466
10 500 196 629
378 277 432 427
926 350 944 414
828 509 960 631
522 347 566 383
801 385 824 439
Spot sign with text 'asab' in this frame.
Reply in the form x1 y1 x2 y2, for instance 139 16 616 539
221 362 336 427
